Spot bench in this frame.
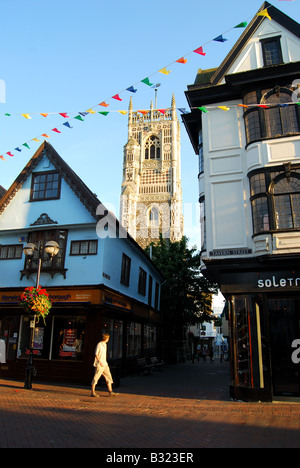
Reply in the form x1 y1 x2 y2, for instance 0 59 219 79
150 356 165 370
136 357 153 375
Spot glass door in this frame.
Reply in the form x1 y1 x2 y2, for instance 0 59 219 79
268 298 300 397
0 316 20 362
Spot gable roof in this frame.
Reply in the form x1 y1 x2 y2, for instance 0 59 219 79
190 1 300 90
0 141 102 217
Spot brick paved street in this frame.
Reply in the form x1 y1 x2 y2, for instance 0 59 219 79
1 359 300 449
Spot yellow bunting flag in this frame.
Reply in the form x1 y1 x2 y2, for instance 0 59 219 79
218 106 230 111
32 138 40 142
118 111 128 115
21 114 31 119
257 9 272 20
159 67 171 75
86 108 96 114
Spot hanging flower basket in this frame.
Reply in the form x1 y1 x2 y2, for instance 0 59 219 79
19 286 52 325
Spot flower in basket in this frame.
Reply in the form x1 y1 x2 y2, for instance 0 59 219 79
19 286 52 325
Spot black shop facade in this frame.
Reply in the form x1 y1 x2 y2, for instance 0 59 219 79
0 285 161 385
204 254 300 402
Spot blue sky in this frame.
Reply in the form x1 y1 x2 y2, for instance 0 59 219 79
1 0 299 248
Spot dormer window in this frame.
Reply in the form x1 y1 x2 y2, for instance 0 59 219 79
261 36 283 66
30 171 61 201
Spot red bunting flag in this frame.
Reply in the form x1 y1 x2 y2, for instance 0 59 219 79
112 94 122 101
52 128 61 133
59 113 69 118
158 109 166 115
6 152 14 157
193 47 206 56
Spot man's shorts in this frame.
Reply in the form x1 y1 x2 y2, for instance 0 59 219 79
91 365 114 386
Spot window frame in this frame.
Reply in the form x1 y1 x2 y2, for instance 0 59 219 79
70 240 98 256
260 36 283 67
30 170 61 202
138 267 147 296
0 244 23 260
120 253 131 287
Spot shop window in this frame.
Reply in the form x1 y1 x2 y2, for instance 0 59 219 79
51 316 86 360
17 315 86 361
144 324 157 350
126 322 141 357
102 318 123 359
272 176 300 230
30 171 61 201
0 316 20 361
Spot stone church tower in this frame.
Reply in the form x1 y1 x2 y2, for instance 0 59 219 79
120 94 184 249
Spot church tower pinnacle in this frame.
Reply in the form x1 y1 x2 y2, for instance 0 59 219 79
120 95 184 249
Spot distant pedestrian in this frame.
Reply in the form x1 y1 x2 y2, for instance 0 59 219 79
91 333 119 397
202 348 207 362
210 348 214 364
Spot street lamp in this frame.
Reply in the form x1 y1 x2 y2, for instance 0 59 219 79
22 240 59 389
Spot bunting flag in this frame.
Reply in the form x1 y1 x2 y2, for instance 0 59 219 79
21 114 32 119
159 67 171 75
126 86 137 93
52 128 61 133
112 94 122 101
141 78 154 87
99 111 109 116
6 152 14 157
23 143 30 149
63 122 73 128
99 101 109 107
198 107 209 113
235 22 248 28
42 133 50 138
218 106 230 111
193 47 206 56
176 57 187 64
257 8 272 20
118 110 127 115
214 35 228 43
0 156 6 161
59 113 69 118
74 115 84 121
40 113 49 117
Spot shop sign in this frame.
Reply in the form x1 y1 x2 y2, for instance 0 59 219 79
0 289 101 305
257 274 300 290
104 294 132 310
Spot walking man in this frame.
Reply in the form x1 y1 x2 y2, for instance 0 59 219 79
91 333 119 397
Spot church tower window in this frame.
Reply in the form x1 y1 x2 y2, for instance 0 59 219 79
145 136 161 160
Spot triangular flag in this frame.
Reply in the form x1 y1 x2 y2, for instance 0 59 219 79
278 104 289 108
15 147 22 152
40 113 48 117
75 115 84 121
235 22 248 28
176 57 187 64
238 104 249 109
198 106 209 113
63 122 73 128
42 134 50 138
21 114 32 119
0 156 6 161
6 152 14 157
86 109 96 114
257 9 272 20
158 109 166 115
59 113 69 118
23 143 30 149
99 101 109 107
126 86 137 93
98 111 109 116
112 94 122 101
141 78 154 87
214 35 228 43
32 138 40 142
5 113 11 116
218 106 230 111
258 104 269 109
79 112 88 117
178 108 187 114
193 47 206 56
159 67 171 75
118 111 128 115
52 128 61 133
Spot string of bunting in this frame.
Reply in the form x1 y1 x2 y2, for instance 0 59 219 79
0 0 295 162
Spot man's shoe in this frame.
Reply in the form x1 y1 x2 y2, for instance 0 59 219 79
91 392 99 398
109 391 119 397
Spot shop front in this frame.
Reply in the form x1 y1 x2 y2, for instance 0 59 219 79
206 257 300 401
0 286 162 385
